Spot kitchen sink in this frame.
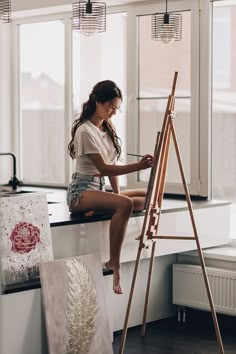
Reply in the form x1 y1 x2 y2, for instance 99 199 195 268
0 189 35 197
0 190 62 205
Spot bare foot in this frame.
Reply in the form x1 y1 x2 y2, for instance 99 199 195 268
113 269 123 295
103 261 123 295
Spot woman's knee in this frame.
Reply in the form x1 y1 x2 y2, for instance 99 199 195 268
119 196 133 214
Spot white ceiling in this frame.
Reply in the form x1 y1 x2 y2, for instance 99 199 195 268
11 0 150 12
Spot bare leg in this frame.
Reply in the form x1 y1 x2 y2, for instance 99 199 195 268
121 188 147 211
70 190 133 294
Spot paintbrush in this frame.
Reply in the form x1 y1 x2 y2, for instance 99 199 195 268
127 153 143 158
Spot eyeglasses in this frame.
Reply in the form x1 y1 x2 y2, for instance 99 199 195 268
110 103 121 113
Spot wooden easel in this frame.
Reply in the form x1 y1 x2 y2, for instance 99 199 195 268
119 72 224 354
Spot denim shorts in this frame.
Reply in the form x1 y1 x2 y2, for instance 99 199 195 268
67 173 105 210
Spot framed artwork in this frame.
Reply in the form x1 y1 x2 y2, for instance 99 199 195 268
0 194 53 286
40 253 113 354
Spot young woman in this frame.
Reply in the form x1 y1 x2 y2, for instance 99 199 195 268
67 80 153 294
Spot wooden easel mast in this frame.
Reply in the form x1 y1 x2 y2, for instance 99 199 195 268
119 72 224 354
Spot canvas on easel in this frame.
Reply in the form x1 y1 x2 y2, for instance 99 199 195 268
119 72 225 354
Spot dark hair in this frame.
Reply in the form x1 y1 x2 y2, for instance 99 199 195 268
68 80 122 159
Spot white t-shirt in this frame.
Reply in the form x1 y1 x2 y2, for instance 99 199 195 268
74 120 117 175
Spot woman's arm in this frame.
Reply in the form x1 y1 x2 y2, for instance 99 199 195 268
108 175 120 194
88 153 153 176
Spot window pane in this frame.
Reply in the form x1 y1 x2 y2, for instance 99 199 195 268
212 4 236 201
138 12 191 184
139 12 191 97
73 12 127 186
19 20 65 184
212 2 236 238
139 98 191 183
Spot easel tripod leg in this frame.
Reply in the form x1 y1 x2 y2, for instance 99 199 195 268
141 241 156 336
118 246 143 354
195 246 225 354
170 119 224 354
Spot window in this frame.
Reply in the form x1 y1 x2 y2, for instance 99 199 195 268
211 1 236 238
126 0 201 195
138 12 191 186
15 12 127 187
73 12 127 186
13 1 208 196
19 20 66 185
212 6 231 89
212 2 236 201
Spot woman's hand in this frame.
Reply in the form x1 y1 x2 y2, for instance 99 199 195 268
88 153 153 176
138 154 153 170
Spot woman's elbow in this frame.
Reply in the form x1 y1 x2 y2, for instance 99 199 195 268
98 165 110 176
99 166 115 176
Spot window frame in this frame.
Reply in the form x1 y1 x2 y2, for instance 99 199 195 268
125 0 210 197
12 12 73 188
11 0 212 197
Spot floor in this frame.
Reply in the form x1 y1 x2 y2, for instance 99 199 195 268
113 310 236 354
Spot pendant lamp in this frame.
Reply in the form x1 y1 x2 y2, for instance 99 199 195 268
151 0 182 44
0 0 11 23
72 0 106 36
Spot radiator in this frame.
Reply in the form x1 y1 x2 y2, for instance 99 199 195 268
173 264 236 316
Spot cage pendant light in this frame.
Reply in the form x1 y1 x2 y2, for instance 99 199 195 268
72 0 106 36
0 0 11 23
151 0 182 44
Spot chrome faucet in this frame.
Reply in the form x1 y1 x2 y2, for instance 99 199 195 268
0 152 22 190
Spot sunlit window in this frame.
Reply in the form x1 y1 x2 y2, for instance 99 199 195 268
18 12 127 186
138 11 191 185
212 2 236 238
212 3 236 201
19 20 65 184
73 12 127 186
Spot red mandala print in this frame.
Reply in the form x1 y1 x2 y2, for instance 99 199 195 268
10 222 40 254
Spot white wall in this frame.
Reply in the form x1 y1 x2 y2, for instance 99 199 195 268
11 0 145 12
12 0 72 12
